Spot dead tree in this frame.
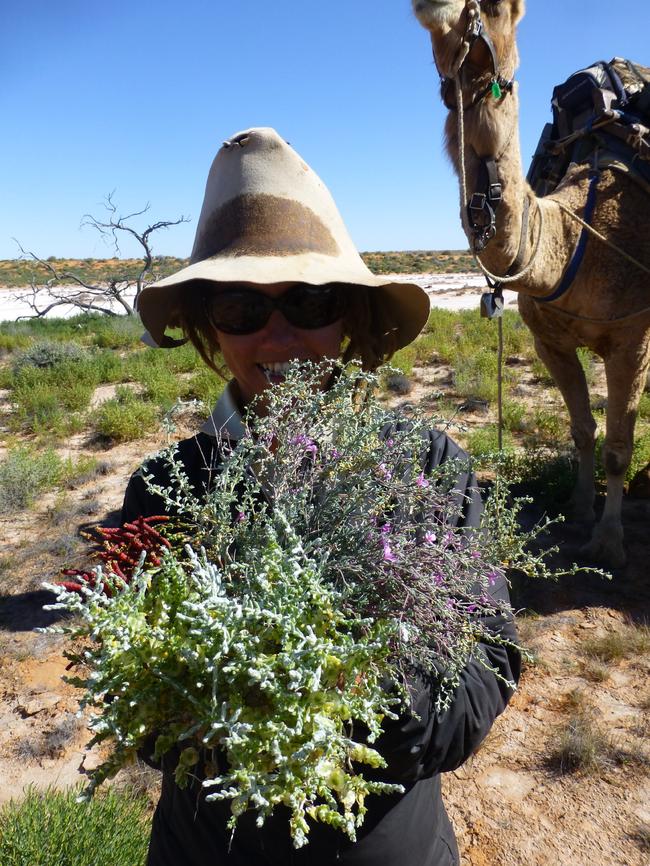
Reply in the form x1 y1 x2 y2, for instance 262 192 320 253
14 193 188 318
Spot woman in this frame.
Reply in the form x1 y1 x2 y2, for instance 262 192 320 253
123 127 520 866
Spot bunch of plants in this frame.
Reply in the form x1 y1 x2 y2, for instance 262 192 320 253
44 362 558 848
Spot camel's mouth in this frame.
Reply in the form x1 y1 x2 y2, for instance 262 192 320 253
412 0 463 29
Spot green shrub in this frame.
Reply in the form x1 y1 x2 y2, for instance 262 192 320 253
183 368 226 407
0 786 150 866
138 365 184 410
0 446 63 511
491 448 577 507
390 345 417 377
453 349 500 403
91 315 144 349
95 386 159 442
465 424 514 457
92 350 126 384
12 340 86 374
0 332 31 354
11 364 96 433
501 399 527 433
523 407 570 448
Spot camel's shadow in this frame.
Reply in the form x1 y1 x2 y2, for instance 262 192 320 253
509 497 650 621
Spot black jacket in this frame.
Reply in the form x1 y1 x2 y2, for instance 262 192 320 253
121 430 520 866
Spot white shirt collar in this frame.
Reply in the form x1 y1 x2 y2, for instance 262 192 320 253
199 380 247 441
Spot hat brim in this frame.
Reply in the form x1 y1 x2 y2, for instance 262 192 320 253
138 254 430 352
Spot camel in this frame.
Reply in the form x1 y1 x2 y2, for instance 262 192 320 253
411 0 650 566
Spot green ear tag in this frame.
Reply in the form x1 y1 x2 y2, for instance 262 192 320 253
491 80 503 99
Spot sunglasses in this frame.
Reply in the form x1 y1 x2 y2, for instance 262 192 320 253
205 283 345 335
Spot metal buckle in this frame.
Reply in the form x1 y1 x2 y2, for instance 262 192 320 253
469 192 487 214
489 182 502 203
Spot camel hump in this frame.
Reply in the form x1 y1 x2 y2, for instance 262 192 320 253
527 57 650 198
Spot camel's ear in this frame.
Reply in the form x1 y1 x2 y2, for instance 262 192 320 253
511 0 525 24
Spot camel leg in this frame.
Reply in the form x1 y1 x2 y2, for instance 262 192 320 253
533 338 597 521
582 347 650 567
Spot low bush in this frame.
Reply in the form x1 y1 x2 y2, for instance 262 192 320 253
465 424 514 457
0 786 150 866
501 399 527 433
390 344 417 377
91 315 144 349
183 368 226 407
12 340 87 374
0 446 63 511
453 348 500 403
94 386 159 442
548 713 612 774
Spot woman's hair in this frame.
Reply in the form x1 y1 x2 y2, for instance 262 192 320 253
175 282 399 377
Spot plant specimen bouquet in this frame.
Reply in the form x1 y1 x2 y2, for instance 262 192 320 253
45 362 517 847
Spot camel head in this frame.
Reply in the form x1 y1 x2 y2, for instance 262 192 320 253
412 0 524 92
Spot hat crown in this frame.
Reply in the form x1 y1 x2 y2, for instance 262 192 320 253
190 127 355 265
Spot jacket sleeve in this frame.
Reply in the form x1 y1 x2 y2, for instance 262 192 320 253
370 429 520 783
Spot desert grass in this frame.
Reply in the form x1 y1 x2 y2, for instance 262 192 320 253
579 623 650 663
0 786 150 866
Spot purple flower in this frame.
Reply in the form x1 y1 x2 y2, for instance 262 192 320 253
416 472 430 489
487 571 499 586
386 438 395 448
424 531 436 545
291 433 317 454
466 603 478 613
382 542 397 563
433 572 445 586
329 448 341 460
471 551 481 559
380 523 391 535
378 463 393 481
236 511 246 523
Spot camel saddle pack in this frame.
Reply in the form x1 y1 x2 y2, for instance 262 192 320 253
527 57 650 197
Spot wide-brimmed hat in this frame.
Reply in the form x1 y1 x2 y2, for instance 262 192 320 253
137 127 430 349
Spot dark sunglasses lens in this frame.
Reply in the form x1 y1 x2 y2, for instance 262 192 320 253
282 285 344 329
210 291 272 334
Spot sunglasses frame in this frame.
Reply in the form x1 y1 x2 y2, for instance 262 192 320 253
204 283 346 336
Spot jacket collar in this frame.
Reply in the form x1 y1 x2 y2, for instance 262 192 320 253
200 380 247 441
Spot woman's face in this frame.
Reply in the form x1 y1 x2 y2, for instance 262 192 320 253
213 282 343 409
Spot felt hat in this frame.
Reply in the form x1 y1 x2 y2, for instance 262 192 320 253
137 127 430 349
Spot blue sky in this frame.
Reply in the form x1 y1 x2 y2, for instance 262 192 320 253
1 1 646 259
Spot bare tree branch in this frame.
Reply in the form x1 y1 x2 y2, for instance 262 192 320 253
13 196 189 320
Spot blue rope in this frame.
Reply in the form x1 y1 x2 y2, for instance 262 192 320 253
535 168 600 304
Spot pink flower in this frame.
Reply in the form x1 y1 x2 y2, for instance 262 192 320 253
424 531 436 545
416 472 430 489
378 463 393 481
236 511 246 523
382 542 397 562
